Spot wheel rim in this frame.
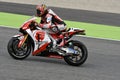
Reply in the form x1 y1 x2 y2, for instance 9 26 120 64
68 46 83 63
12 39 29 58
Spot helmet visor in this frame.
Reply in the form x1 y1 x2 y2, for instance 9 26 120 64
37 9 41 15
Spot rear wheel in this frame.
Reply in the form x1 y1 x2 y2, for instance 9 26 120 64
7 37 31 60
64 40 88 66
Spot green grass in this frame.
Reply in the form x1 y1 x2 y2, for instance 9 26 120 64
0 12 30 28
0 12 120 40
66 21 120 40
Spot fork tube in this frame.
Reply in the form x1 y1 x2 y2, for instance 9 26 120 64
18 34 28 48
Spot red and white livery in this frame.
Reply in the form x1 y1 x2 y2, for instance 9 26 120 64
7 17 88 66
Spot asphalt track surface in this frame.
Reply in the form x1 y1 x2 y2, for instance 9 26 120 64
0 27 120 80
0 1 120 80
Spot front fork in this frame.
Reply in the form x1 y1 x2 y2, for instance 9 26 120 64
18 34 28 48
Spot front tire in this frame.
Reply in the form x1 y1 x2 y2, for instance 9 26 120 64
7 37 31 60
64 40 88 66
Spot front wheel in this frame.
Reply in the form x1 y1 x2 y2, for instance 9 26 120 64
7 37 32 60
64 40 88 66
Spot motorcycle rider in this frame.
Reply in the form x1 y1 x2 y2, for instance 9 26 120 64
36 4 67 48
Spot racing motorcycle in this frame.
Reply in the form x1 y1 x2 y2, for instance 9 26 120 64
7 17 88 66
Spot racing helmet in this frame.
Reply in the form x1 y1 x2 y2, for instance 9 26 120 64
36 4 47 17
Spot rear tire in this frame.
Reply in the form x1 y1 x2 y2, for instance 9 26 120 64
64 40 88 66
7 37 31 60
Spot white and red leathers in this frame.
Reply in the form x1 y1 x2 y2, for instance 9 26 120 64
37 9 67 49
39 9 66 32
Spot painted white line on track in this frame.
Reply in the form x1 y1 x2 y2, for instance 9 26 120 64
0 25 18 29
0 25 120 42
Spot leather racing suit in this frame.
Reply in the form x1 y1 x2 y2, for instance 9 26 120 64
39 9 67 48
35 9 66 51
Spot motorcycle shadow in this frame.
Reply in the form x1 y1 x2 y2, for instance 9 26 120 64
25 56 67 66
25 56 89 67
